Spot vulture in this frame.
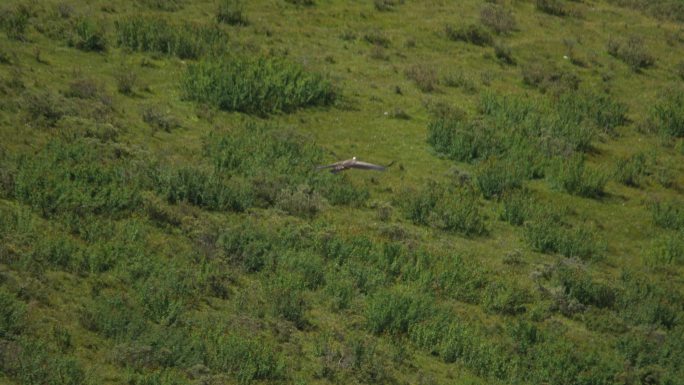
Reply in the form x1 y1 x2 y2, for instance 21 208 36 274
316 157 393 173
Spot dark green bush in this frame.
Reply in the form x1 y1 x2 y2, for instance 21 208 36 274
400 182 442 225
142 105 181 132
80 294 146 339
445 23 493 46
181 57 335 115
618 270 682 328
3 338 87 385
374 0 404 12
115 16 225 59
275 184 323 218
217 0 248 25
363 30 390 47
614 153 648 187
548 155 606 198
22 90 67 127
607 36 655 72
434 254 489 303
480 4 516 35
521 61 580 93
494 42 515 65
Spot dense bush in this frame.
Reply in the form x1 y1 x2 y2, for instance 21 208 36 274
181 57 335 115
431 187 488 236
499 189 534 226
445 23 493 46
115 16 225 59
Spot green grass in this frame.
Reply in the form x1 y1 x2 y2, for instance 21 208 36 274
1 0 684 384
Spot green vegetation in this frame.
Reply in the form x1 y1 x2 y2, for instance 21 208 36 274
1 1 683 384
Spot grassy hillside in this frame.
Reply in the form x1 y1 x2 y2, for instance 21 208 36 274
1 0 683 384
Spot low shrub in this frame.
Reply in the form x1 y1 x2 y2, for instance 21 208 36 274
142 105 181 132
405 64 438 93
431 188 488 236
269 274 308 328
494 42 515 65
115 16 226 59
374 0 404 12
0 288 25 338
548 155 607 198
645 89 684 138
275 184 323 218
445 23 493 46
22 90 66 127
363 30 390 47
524 210 604 260
607 36 655 72
483 282 530 315
648 232 684 265
366 288 431 335
153 166 253 212
217 0 248 25
138 0 184 11
434 254 489 303
480 4 516 35
613 152 648 187
521 61 580 93
536 0 567 16
181 57 335 115
1 5 30 41
499 189 534 226
65 78 100 100
474 157 523 199
70 18 106 52
556 265 616 309
651 200 684 230
442 71 477 93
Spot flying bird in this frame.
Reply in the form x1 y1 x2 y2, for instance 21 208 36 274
316 157 393 173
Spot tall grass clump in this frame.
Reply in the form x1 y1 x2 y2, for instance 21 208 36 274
499 189 534 226
405 64 438 93
548 155 607 198
556 91 628 136
535 0 567 16
217 0 248 25
432 188 488 236
181 57 335 115
138 0 184 11
0 288 25 338
645 89 684 138
115 16 226 59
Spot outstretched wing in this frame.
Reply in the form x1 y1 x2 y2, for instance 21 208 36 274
350 161 387 171
316 161 343 170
